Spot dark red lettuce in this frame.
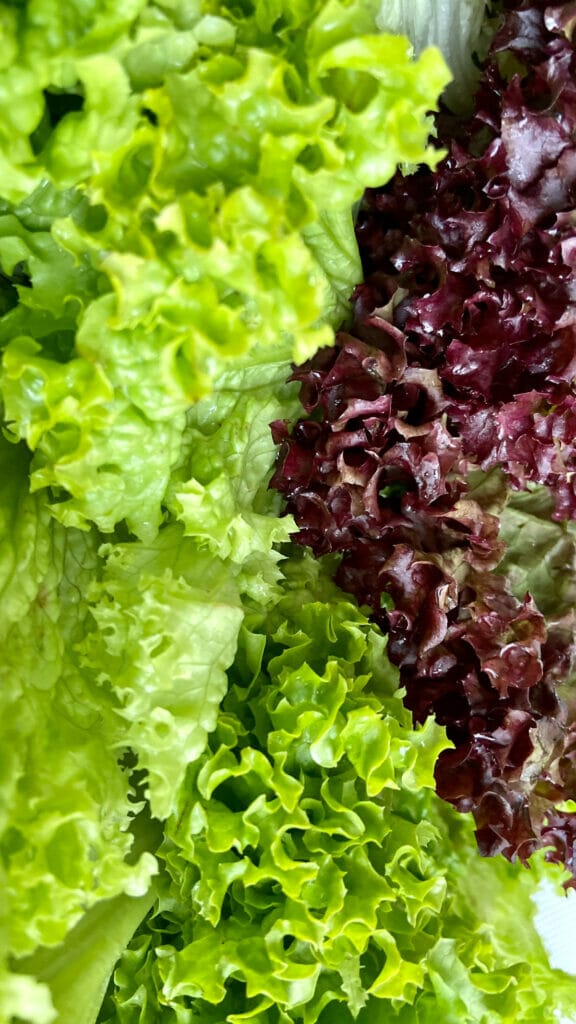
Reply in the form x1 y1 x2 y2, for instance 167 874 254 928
271 0 576 876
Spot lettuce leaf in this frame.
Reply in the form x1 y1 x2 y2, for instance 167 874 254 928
13 892 156 1024
498 486 576 618
376 0 491 110
166 344 299 571
0 435 158 961
81 528 245 820
98 552 576 1024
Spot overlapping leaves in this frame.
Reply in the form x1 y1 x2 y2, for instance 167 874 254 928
0 1 451 998
0 0 449 537
271 0 576 873
99 553 575 1024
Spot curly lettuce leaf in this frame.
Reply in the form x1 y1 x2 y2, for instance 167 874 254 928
81 527 244 820
165 342 298 578
98 552 576 1024
0 0 450 537
1 315 303 1016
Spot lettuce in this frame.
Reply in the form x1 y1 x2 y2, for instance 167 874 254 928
376 0 490 109
0 0 449 538
12 893 156 1024
271 0 576 877
3 1 573 1023
96 554 575 1024
0 436 157 951
0 1 456 1019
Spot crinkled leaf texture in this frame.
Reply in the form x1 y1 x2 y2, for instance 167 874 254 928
81 527 244 821
7 2 564 1023
0 436 157 959
0 2 449 996
1 337 300 992
272 0 576 876
0 0 449 538
0 432 160 1022
98 553 575 1024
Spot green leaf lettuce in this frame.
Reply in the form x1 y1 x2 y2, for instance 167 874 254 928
97 553 576 1024
0 0 449 537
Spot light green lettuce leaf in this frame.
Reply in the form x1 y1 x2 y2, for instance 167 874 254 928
70 349 300 823
166 343 299 574
99 552 575 1024
81 527 244 820
0 434 157 969
0 970 56 1024
0 0 449 536
0 188 101 331
13 890 157 1024
301 206 365 327
2 335 185 540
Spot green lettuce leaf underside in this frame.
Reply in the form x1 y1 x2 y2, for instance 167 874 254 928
0 434 158 962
